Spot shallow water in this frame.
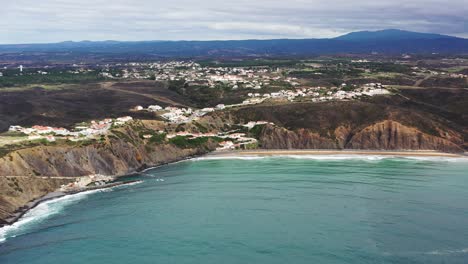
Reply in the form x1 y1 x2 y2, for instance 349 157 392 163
1 155 468 264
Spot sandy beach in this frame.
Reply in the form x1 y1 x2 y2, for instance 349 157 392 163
208 149 465 158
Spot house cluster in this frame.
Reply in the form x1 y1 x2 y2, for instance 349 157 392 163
165 130 259 150
8 116 133 142
241 121 273 129
133 104 226 124
60 174 114 192
99 60 300 90
133 83 390 125
246 83 391 103
448 73 468 78
412 68 468 79
202 71 299 90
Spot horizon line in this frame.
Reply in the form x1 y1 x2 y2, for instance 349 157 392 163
0 29 465 46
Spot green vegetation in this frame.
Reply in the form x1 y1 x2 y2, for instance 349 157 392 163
357 62 412 74
249 125 266 138
0 69 105 88
193 122 208 133
0 131 27 137
168 136 222 149
197 59 301 68
289 67 363 79
169 136 207 148
149 133 166 144
111 130 136 145
7 177 23 193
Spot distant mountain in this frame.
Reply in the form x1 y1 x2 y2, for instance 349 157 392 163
335 29 459 41
0 29 467 56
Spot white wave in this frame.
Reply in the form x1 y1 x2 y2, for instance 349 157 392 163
119 180 143 187
278 154 390 161
195 154 468 162
282 154 468 162
192 156 265 161
0 180 142 243
425 248 468 255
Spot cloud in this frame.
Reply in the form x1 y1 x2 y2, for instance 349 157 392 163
0 0 466 43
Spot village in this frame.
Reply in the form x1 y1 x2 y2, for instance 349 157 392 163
106 60 299 90
4 109 270 152
2 57 393 153
132 82 391 124
7 116 134 143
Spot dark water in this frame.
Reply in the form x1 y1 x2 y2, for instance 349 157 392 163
1 155 468 264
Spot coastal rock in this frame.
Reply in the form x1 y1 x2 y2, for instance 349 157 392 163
0 130 216 178
0 126 217 224
259 125 337 149
346 120 463 152
255 121 463 153
0 177 72 225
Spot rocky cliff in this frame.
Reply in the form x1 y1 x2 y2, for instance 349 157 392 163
0 177 72 226
258 121 464 152
0 123 217 224
219 99 466 152
259 126 337 149
346 120 463 152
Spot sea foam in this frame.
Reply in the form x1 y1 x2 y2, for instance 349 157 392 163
0 180 142 243
425 248 468 255
194 154 468 162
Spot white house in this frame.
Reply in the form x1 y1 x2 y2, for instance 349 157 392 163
148 105 163 111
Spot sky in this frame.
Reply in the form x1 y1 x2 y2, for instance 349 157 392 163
0 0 467 44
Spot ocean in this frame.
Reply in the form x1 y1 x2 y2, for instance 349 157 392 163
1 155 468 264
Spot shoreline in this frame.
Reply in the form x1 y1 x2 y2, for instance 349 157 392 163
0 180 140 228
0 152 206 229
208 149 465 158
1 149 464 230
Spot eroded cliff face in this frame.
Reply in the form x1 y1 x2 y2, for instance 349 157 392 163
346 120 463 152
260 126 337 149
257 121 464 153
0 125 217 224
0 128 216 177
0 177 72 225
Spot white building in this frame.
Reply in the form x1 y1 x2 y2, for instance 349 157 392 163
148 105 163 111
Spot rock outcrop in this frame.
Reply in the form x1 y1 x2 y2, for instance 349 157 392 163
260 125 337 149
346 120 463 152
0 177 72 226
0 125 217 224
0 127 216 178
257 121 464 153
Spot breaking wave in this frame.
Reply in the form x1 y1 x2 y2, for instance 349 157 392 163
195 154 468 162
0 181 142 243
425 248 468 255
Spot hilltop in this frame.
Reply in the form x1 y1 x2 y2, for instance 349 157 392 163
334 29 459 41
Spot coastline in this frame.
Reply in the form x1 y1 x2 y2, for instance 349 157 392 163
0 180 140 228
0 152 205 229
1 149 464 230
208 149 465 158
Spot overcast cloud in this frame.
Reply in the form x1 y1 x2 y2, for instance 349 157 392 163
0 0 466 43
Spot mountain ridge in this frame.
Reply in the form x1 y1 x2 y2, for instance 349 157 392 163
334 29 460 41
0 29 467 55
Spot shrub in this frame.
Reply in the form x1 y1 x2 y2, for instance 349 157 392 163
169 136 210 149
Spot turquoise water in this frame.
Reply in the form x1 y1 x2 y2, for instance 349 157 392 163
1 155 468 264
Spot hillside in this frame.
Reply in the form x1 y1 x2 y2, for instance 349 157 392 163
0 81 190 132
0 122 218 224
203 89 467 152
